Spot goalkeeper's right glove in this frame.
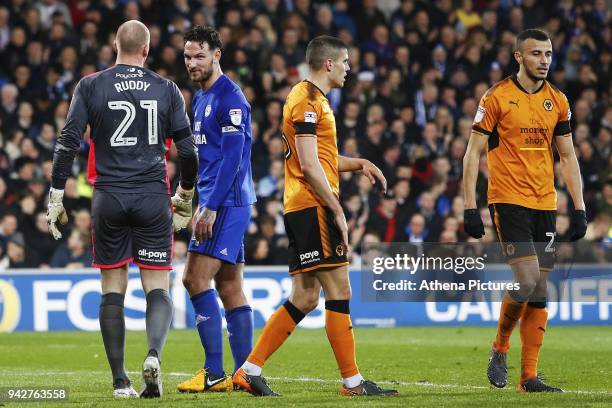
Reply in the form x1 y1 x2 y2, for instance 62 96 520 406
46 187 69 240
171 186 195 231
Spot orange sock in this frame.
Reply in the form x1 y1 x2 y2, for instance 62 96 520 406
520 305 548 381
493 296 527 353
325 300 359 378
246 301 304 367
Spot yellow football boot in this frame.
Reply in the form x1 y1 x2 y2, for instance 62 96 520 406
176 368 233 393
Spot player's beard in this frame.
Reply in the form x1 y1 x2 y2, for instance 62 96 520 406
526 64 548 82
200 61 214 82
192 60 214 83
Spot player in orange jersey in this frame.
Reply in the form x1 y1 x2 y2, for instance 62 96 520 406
232 36 397 397
463 29 587 393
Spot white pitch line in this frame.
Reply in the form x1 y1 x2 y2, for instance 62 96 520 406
164 372 612 396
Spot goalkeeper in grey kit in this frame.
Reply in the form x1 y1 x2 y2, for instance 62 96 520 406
46 20 198 399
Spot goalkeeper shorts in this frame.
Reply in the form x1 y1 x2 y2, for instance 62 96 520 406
92 190 173 270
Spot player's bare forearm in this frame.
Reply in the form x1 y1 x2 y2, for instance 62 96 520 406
339 155 387 192
556 135 585 210
462 132 488 209
338 156 365 172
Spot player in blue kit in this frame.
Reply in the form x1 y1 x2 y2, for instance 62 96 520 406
175 26 257 393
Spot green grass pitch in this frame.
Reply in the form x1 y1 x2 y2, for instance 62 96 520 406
1 327 611 407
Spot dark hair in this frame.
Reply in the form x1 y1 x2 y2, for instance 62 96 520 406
515 29 550 51
305 35 346 70
184 25 222 51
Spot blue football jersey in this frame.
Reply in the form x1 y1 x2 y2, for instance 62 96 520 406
192 75 256 209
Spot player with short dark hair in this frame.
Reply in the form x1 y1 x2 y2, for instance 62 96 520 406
463 28 587 393
175 25 256 393
233 35 397 397
46 20 198 399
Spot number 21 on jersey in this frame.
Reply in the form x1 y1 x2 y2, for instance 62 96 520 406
107 100 158 147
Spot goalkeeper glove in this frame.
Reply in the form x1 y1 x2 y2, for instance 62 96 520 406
463 208 485 239
46 187 68 240
171 186 195 231
569 209 587 241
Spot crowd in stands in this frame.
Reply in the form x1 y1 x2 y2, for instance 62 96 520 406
0 0 610 269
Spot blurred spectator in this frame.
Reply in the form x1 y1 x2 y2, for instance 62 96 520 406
415 190 444 241
257 159 284 198
256 213 287 264
24 211 59 265
366 191 403 242
173 238 189 265
404 213 427 243
49 229 92 268
247 236 272 265
0 212 18 240
7 232 40 268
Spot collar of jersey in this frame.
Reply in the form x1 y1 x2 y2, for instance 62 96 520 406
116 63 143 68
511 74 545 95
302 80 327 98
202 74 227 95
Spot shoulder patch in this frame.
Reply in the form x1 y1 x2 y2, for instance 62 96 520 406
304 111 317 123
229 109 242 126
474 106 486 123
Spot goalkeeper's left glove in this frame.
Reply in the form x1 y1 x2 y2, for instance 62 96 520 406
171 186 195 231
46 187 68 240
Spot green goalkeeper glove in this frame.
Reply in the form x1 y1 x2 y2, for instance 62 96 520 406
171 186 195 231
46 187 68 240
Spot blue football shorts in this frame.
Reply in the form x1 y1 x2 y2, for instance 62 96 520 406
188 205 251 264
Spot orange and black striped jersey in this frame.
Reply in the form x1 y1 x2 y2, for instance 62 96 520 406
472 75 572 210
282 80 340 214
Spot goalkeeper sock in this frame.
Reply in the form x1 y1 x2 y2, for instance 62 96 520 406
520 303 548 381
191 289 224 376
145 288 173 361
325 300 360 379
99 293 128 383
225 305 254 374
246 300 305 369
493 295 526 353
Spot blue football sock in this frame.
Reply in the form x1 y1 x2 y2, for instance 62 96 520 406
225 305 254 373
190 289 224 376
